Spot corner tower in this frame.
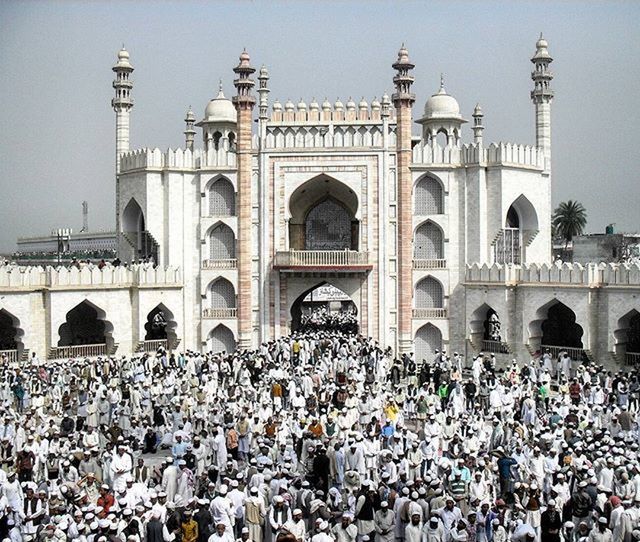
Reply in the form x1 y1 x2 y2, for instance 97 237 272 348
531 34 554 171
392 45 416 355
232 50 256 350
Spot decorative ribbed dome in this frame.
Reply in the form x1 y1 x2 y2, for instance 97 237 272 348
334 99 344 110
114 47 132 69
309 98 319 110
297 98 307 110
203 83 236 123
284 99 295 111
346 97 356 110
423 78 461 119
322 98 332 109
358 97 368 109
371 97 381 109
272 100 282 111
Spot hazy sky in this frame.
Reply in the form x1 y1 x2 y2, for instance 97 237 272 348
1 1 639 252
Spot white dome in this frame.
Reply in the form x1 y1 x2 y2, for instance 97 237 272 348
424 86 461 119
203 85 236 124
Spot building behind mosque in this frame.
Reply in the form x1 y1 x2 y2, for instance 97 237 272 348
1 38 640 366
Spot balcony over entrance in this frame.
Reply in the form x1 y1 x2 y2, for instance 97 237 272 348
274 250 371 272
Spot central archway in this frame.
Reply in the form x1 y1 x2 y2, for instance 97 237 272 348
288 175 359 250
290 282 358 333
0 309 23 354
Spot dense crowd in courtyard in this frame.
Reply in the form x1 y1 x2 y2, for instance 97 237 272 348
0 315 639 542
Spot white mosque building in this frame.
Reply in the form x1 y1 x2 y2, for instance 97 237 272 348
1 37 640 366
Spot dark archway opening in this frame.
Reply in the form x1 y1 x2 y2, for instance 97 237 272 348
145 307 167 340
627 312 640 354
541 302 583 348
291 283 358 333
58 302 107 347
0 310 19 351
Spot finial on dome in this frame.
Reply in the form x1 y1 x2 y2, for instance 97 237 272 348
440 73 445 93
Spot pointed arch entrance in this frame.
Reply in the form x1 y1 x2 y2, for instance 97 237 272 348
121 198 158 262
415 324 442 363
290 282 358 333
0 309 24 358
144 304 177 346
288 175 360 250
614 309 640 364
207 324 236 354
529 300 585 360
58 300 114 350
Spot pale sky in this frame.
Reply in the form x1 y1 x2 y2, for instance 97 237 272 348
0 1 639 252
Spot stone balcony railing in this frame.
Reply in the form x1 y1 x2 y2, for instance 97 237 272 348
202 259 237 270
49 343 109 360
412 308 447 319
413 259 446 270
202 308 237 319
274 250 371 269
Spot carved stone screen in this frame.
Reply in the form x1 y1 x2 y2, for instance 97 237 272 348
305 199 352 250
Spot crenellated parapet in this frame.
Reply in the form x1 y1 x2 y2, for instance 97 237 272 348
412 141 544 169
264 97 396 150
120 147 236 173
465 262 640 286
0 265 182 290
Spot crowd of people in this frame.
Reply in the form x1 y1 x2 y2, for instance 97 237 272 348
0 330 639 542
299 309 358 335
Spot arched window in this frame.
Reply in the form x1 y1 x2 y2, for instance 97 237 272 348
415 277 443 308
210 279 236 309
414 222 444 260
209 224 236 260
415 324 442 362
58 301 108 347
208 178 235 216
415 177 443 215
208 325 236 354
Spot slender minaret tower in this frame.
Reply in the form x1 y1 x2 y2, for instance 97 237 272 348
232 50 256 351
531 34 553 170
112 47 134 173
184 107 196 151
392 45 416 355
472 103 484 145
257 66 270 122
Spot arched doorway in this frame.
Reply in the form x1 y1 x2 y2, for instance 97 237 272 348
58 301 113 348
290 283 358 333
207 324 236 354
468 304 507 353
122 198 157 262
288 175 359 250
537 301 584 360
415 324 442 363
495 195 538 264
144 304 177 345
614 310 640 364
0 309 23 356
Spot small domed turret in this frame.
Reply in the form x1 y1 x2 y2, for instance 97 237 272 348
272 99 282 111
322 98 332 110
203 82 236 124
334 99 344 110
284 99 295 111
371 97 381 110
346 97 356 110
297 98 307 110
309 98 319 110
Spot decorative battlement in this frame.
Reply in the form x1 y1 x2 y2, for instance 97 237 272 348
412 141 544 169
0 265 182 290
465 262 640 286
269 97 394 125
120 147 236 173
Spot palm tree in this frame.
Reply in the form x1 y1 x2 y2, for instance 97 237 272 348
552 200 587 249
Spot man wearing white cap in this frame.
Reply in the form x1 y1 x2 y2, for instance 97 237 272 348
283 508 306 542
332 513 357 542
211 485 235 534
244 487 266 542
111 444 133 493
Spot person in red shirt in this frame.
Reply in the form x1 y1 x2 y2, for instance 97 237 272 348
96 484 114 518
569 379 582 405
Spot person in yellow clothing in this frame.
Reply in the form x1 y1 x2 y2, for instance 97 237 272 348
383 400 400 424
181 509 198 542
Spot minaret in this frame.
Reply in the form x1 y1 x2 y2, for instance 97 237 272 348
112 47 134 173
531 34 554 170
472 103 484 145
184 107 196 151
232 50 256 351
392 44 416 355
257 66 270 122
